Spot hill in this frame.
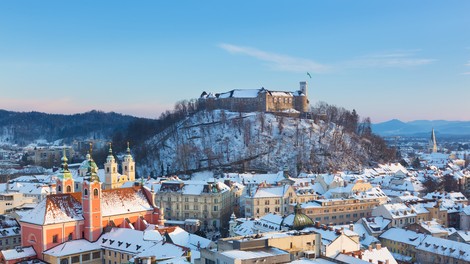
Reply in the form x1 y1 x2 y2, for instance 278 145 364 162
0 109 155 146
139 109 395 176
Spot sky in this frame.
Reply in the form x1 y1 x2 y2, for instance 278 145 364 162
1 1 469 123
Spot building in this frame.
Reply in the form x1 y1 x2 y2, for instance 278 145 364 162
299 196 383 226
372 203 417 228
245 183 317 218
198 231 321 264
429 128 438 153
19 151 165 260
199 81 309 114
379 228 426 263
153 178 232 233
415 235 470 264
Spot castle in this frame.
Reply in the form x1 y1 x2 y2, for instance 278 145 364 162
19 146 165 260
199 81 309 114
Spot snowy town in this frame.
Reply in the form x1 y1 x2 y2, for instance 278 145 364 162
0 126 469 264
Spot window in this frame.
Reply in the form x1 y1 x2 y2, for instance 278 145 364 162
68 233 73 241
107 167 110 173
92 252 101 259
93 189 98 196
109 250 111 256
194 198 198 202
66 186 71 193
185 197 189 202
58 185 62 192
84 188 88 196
213 206 218 211
125 166 128 171
82 253 90 261
71 256 80 263
52 235 58 243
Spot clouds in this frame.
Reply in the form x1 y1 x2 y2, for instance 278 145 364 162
462 60 470 75
341 50 435 69
219 44 435 73
218 43 330 73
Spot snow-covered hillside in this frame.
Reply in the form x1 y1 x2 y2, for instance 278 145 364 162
141 110 378 176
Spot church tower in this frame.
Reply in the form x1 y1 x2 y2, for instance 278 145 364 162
122 142 135 182
104 143 118 190
429 128 438 153
82 152 102 242
56 148 74 194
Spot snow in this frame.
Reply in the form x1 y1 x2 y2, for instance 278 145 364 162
101 187 153 216
43 239 101 257
2 246 36 260
416 236 470 261
252 185 289 198
221 247 288 259
379 228 425 247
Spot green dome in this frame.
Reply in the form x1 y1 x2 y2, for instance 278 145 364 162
292 204 314 230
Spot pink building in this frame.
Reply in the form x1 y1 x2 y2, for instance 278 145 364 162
19 151 164 260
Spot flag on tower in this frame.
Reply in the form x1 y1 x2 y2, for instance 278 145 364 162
307 72 312 79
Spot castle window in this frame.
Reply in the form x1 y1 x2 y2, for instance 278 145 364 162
94 189 99 196
66 186 71 193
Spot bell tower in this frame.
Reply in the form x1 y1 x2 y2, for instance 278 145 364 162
122 142 135 182
104 143 118 189
82 153 102 242
56 148 74 194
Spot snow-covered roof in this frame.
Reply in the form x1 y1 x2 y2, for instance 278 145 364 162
20 193 83 225
43 239 101 257
220 247 289 260
252 185 290 198
379 228 426 246
416 236 470 261
1 246 36 261
101 187 153 216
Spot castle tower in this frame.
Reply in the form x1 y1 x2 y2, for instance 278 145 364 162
429 128 438 153
82 153 103 242
56 148 74 194
299 81 308 97
104 143 118 190
122 142 135 182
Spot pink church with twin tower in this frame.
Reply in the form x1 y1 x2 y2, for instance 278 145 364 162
19 146 165 260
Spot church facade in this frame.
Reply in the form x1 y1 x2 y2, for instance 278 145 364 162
19 148 165 260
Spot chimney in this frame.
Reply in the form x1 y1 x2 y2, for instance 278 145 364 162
376 243 382 250
349 224 354 231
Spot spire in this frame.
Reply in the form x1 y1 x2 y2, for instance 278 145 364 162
106 142 115 163
126 141 131 154
61 147 69 172
430 128 438 153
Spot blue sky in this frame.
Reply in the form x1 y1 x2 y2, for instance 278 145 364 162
1 1 469 122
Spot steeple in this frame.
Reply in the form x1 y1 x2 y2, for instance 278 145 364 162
104 142 118 189
429 128 438 153
56 147 74 193
82 142 103 242
122 142 135 182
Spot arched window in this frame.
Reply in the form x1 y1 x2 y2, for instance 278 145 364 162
84 188 88 196
131 166 133 171
107 167 110 173
66 186 71 193
57 185 62 192
113 168 116 173
125 166 128 171
94 189 99 196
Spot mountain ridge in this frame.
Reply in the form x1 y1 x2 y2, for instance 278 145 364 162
372 119 470 136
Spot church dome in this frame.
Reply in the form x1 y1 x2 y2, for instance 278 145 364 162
283 204 315 231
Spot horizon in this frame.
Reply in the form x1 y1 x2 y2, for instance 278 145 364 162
1 1 469 122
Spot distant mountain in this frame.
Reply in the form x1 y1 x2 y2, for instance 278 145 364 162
0 109 157 145
372 119 470 137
